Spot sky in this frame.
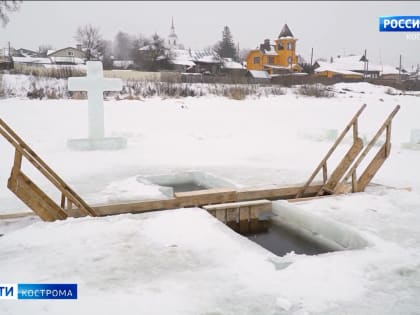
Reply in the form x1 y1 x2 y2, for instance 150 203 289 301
1 1 419 69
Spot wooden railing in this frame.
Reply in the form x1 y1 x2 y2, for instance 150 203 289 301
341 105 401 192
0 119 96 221
296 104 367 198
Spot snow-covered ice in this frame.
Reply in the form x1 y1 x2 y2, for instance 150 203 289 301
0 82 420 314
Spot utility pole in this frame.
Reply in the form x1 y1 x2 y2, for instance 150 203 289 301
363 49 367 80
399 54 402 80
310 47 313 66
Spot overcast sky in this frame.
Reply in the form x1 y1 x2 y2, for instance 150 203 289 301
1 1 419 68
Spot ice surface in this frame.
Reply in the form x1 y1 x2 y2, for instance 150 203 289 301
401 129 420 150
409 129 420 144
0 82 420 314
67 137 127 151
297 128 338 142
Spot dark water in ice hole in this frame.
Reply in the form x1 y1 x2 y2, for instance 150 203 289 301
167 182 331 256
168 182 209 193
244 220 331 256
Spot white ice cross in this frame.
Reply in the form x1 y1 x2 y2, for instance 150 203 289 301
68 61 122 139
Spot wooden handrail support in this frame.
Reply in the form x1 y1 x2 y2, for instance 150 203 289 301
296 104 367 198
0 119 96 220
341 105 400 192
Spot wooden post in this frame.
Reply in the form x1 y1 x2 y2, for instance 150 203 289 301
11 149 22 179
351 171 357 192
385 123 392 157
60 193 66 209
239 206 250 234
215 209 226 223
322 163 328 184
353 120 358 141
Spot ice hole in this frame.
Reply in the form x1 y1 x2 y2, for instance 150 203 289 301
136 171 237 197
245 220 331 256
239 201 368 256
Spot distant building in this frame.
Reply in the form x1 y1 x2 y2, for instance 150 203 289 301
47 47 86 65
168 17 179 49
313 55 403 79
246 24 302 75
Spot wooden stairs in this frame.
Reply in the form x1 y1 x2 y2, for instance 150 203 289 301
296 104 400 198
0 119 97 221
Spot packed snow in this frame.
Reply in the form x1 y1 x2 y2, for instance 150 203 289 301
0 81 420 314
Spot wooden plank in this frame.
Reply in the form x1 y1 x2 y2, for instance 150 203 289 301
0 212 35 220
226 207 239 230
319 137 363 195
215 209 226 223
94 184 321 216
174 188 235 198
64 201 89 218
176 189 237 208
250 205 260 220
239 206 250 221
203 199 271 210
7 171 67 221
237 184 323 201
226 207 239 222
94 198 180 216
239 206 250 234
357 145 388 192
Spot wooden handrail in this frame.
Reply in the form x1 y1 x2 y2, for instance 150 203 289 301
0 119 96 216
296 104 367 198
342 105 400 187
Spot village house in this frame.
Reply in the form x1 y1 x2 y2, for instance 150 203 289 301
246 24 302 75
313 55 404 80
47 46 87 65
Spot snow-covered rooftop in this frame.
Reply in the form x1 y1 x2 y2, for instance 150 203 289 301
317 55 400 75
11 56 52 64
49 56 85 64
247 70 271 79
222 58 244 69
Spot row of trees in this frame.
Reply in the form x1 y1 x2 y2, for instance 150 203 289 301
72 25 168 71
0 0 20 27
70 24 242 71
1 1 243 69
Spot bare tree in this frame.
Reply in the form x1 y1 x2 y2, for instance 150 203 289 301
98 39 113 69
0 0 21 27
74 24 103 59
112 31 134 60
